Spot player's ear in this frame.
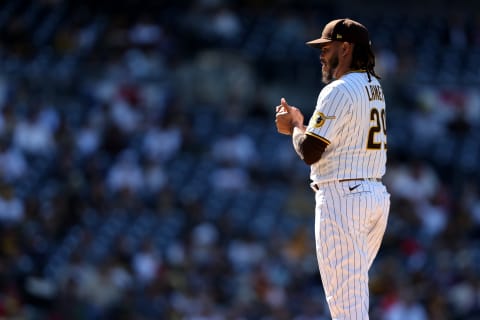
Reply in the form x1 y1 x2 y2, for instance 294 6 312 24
342 42 352 55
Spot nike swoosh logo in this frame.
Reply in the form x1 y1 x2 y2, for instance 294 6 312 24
349 184 361 191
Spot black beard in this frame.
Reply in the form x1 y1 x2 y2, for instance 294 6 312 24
322 55 339 84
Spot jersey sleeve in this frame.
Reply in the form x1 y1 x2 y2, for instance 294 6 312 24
305 84 351 145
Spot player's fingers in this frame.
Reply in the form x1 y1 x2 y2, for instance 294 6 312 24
276 111 289 118
281 97 291 111
276 123 292 135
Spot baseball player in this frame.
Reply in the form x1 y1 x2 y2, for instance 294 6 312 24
275 18 390 319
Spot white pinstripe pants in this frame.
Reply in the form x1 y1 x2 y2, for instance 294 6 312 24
313 180 390 320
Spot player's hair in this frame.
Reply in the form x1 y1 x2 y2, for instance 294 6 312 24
351 43 380 81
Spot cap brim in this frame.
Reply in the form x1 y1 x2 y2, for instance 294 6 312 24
306 38 332 48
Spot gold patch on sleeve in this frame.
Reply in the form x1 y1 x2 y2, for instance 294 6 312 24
309 111 336 128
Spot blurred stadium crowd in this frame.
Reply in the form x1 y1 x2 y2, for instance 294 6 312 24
1 0 480 319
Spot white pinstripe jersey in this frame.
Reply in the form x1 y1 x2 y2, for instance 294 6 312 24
306 71 387 183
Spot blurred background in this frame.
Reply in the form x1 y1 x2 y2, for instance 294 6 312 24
1 0 480 319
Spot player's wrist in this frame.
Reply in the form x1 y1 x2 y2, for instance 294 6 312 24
292 121 305 130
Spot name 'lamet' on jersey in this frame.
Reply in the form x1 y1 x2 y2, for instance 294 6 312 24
365 84 384 101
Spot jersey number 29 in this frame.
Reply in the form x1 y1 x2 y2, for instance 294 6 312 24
367 108 387 150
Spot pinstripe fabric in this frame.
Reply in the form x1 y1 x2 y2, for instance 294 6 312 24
314 180 390 319
307 71 390 319
307 72 387 184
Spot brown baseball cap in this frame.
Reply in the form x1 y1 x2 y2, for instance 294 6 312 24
306 18 371 48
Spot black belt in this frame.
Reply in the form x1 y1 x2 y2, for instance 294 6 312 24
311 178 381 192
338 178 382 183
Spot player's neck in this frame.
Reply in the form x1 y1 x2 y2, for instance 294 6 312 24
334 66 352 79
333 56 353 79
335 67 365 79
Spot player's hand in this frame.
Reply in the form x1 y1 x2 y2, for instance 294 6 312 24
275 98 304 135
